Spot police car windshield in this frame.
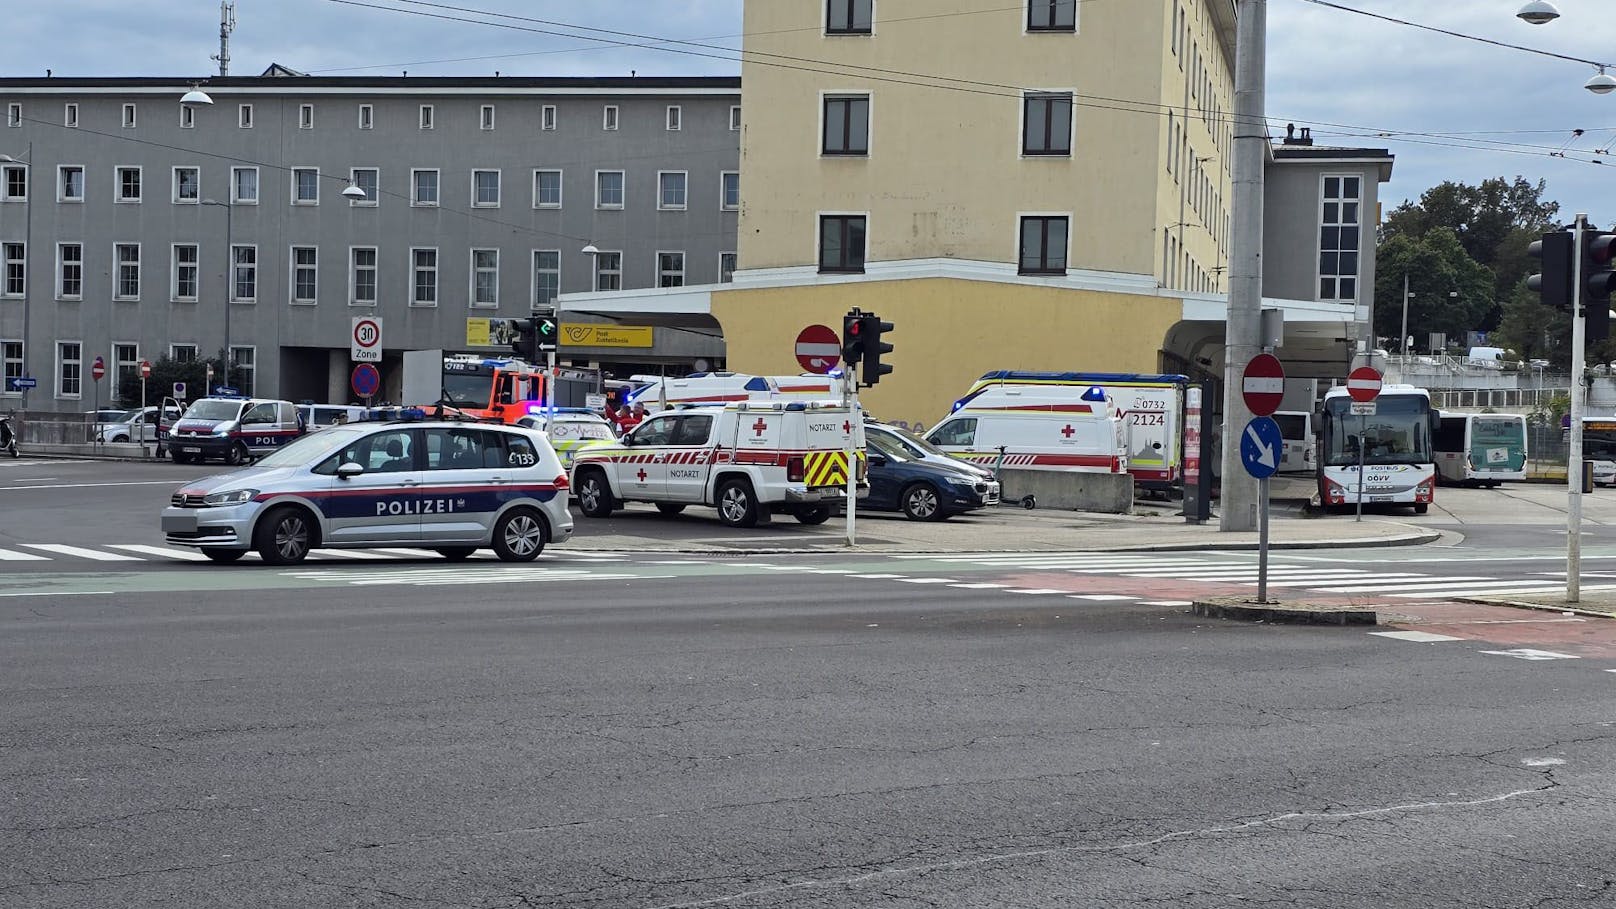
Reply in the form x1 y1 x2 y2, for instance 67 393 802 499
184 400 245 421
253 425 369 468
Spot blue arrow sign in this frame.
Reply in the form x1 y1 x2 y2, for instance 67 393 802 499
9 376 37 390
213 385 239 396
1240 416 1283 480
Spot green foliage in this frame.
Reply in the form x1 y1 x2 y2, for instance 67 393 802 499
1492 277 1568 367
1373 228 1495 347
116 355 251 407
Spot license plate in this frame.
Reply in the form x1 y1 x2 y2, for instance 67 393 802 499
181 446 201 453
162 513 199 533
1369 495 1394 502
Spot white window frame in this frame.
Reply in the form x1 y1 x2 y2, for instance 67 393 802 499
231 165 259 204
410 247 438 307
1025 0 1079 33
532 169 563 209
115 165 142 204
290 245 318 305
419 104 434 130
56 341 82 400
531 249 560 311
180 105 195 129
122 103 137 128
171 243 199 303
113 242 141 301
541 104 557 130
1 339 22 398
291 167 320 205
1316 172 1363 303
657 250 686 288
5 103 19 128
229 345 256 397
657 171 688 211
470 248 499 308
602 105 619 131
349 246 378 307
480 104 496 130
666 105 681 131
720 171 739 211
1 242 23 298
172 166 200 204
719 251 737 284
359 103 374 129
63 103 78 128
471 168 501 208
593 250 623 291
298 103 314 129
113 342 139 395
1 164 26 201
238 103 253 129
729 105 741 131
349 167 378 207
595 170 625 210
169 343 198 363
57 165 85 203
55 242 83 300
230 244 258 303
411 168 440 207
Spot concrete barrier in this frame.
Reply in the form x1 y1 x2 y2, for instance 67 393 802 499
997 468 1133 514
19 442 154 460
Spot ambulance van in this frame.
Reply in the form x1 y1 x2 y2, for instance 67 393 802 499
924 383 1128 477
623 373 837 412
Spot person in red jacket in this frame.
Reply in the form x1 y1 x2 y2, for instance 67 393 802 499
616 402 647 435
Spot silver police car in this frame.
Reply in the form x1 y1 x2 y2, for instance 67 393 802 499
161 420 575 564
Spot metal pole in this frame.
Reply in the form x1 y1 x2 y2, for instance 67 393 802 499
1219 0 1266 533
1257 475 1270 603
140 372 147 458
224 203 232 381
19 141 31 420
844 369 858 547
1354 412 1366 523
1400 273 1411 359
1569 214 1588 604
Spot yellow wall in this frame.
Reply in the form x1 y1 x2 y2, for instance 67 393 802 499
711 278 1182 432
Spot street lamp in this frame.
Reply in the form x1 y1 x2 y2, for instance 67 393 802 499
341 183 367 201
1587 67 1616 95
1516 1 1560 25
200 199 233 384
0 147 32 410
180 83 214 105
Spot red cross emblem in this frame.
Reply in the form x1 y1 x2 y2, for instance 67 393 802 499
843 420 852 434
752 418 768 437
1061 424 1076 438
636 468 648 482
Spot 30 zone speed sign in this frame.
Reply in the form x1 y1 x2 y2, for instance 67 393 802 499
351 317 383 363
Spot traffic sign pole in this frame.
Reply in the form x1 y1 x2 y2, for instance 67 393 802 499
1240 415 1283 602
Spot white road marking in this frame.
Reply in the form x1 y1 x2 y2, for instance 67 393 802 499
12 477 58 482
896 577 957 584
1004 588 1068 595
20 544 142 562
948 582 1008 589
106 544 210 561
0 547 50 561
1478 649 1580 661
1141 600 1195 607
0 480 179 492
0 589 116 597
1388 582 1572 598
1310 576 1499 592
306 549 406 560
1369 630 1464 643
1522 757 1566 767
1066 594 1139 601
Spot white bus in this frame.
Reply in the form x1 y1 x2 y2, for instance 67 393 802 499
1317 384 1438 514
1434 411 1528 486
1272 410 1314 473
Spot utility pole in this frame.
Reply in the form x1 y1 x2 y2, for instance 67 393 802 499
1219 0 1267 532
1568 213 1588 603
211 2 236 77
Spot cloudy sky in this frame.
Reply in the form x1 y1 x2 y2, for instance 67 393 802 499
4 0 1612 223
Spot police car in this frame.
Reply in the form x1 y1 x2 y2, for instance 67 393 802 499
160 419 574 564
168 397 305 465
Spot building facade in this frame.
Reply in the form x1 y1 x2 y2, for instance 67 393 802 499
0 75 740 411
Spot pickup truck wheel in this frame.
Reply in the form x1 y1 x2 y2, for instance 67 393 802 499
793 505 832 525
716 478 760 528
576 470 616 518
900 483 943 521
655 503 686 516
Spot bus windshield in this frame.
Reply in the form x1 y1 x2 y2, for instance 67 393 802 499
1322 394 1432 467
1584 420 1616 462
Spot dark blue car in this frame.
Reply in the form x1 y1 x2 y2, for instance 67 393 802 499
863 422 1001 520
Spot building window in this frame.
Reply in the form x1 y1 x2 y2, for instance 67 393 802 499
231 245 257 302
412 169 439 206
471 249 499 307
1019 216 1068 275
596 170 624 209
172 166 199 203
541 105 557 130
231 166 258 204
180 105 195 129
292 246 318 304
173 244 198 302
818 215 867 273
122 103 137 128
114 343 138 397
3 243 24 297
114 243 140 300
603 105 619 130
116 166 142 203
827 0 873 34
58 166 84 202
170 344 197 363
658 251 685 288
532 250 559 310
57 342 82 399
719 252 737 284
729 105 741 131
822 95 870 156
5 103 19 128
419 105 434 129
1027 0 1077 32
350 167 378 206
593 251 622 291
359 104 374 129
658 171 687 210
721 171 739 211
230 346 255 396
480 104 495 130
57 243 83 299
351 248 378 306
2 165 25 201
1023 92 1073 156
2 341 22 396
238 104 253 129
472 169 501 207
412 248 438 306
292 167 319 204
1319 174 1362 301
299 103 314 129
63 103 78 128
533 169 562 208
666 105 681 131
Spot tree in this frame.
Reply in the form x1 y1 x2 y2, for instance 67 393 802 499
116 354 251 407
1491 278 1569 367
1372 228 1494 350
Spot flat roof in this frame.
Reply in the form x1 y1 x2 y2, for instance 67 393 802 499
0 75 741 96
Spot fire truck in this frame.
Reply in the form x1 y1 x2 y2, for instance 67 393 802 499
401 350 548 424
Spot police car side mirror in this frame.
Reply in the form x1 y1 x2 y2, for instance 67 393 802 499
336 461 364 480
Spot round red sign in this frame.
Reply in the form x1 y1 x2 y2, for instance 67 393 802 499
90 356 106 382
140 359 152 379
1347 366 1383 403
795 324 841 375
1241 353 1285 417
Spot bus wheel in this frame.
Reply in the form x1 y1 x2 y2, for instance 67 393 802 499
1414 503 1429 515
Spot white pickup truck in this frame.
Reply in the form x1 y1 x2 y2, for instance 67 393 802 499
570 401 864 527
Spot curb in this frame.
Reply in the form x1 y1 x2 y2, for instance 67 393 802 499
1452 595 1616 620
566 531 1441 556
1191 597 1380 625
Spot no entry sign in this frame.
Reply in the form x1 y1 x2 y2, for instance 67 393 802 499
1241 353 1285 417
795 324 841 374
1347 366 1383 403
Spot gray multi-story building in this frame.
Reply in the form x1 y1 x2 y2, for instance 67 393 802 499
0 74 740 412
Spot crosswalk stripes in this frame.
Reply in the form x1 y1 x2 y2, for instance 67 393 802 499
20 543 143 561
0 542 636 566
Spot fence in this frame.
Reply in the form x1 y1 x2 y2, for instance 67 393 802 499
9 411 108 446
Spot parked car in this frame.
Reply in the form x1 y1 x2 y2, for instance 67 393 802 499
1591 460 1616 488
96 406 183 443
296 403 369 431
864 423 1000 520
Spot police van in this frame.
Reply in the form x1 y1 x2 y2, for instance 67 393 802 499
167 397 305 465
570 401 863 527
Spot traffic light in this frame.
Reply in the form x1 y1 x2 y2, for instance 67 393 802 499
535 314 558 351
842 310 866 370
1527 230 1573 311
857 313 894 386
1582 230 1616 345
507 318 532 356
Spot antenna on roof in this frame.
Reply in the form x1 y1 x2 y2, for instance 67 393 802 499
210 1 236 77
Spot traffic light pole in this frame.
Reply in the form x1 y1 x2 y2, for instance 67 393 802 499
1568 214 1588 604
843 366 858 547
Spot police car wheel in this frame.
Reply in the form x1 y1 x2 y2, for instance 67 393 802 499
493 508 547 562
576 471 616 518
655 503 686 516
901 483 943 521
793 506 832 525
255 506 316 565
435 547 476 561
716 479 759 528
226 442 250 466
202 549 246 563
169 450 191 464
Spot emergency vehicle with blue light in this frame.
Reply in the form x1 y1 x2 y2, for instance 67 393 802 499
167 397 305 465
622 373 837 412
